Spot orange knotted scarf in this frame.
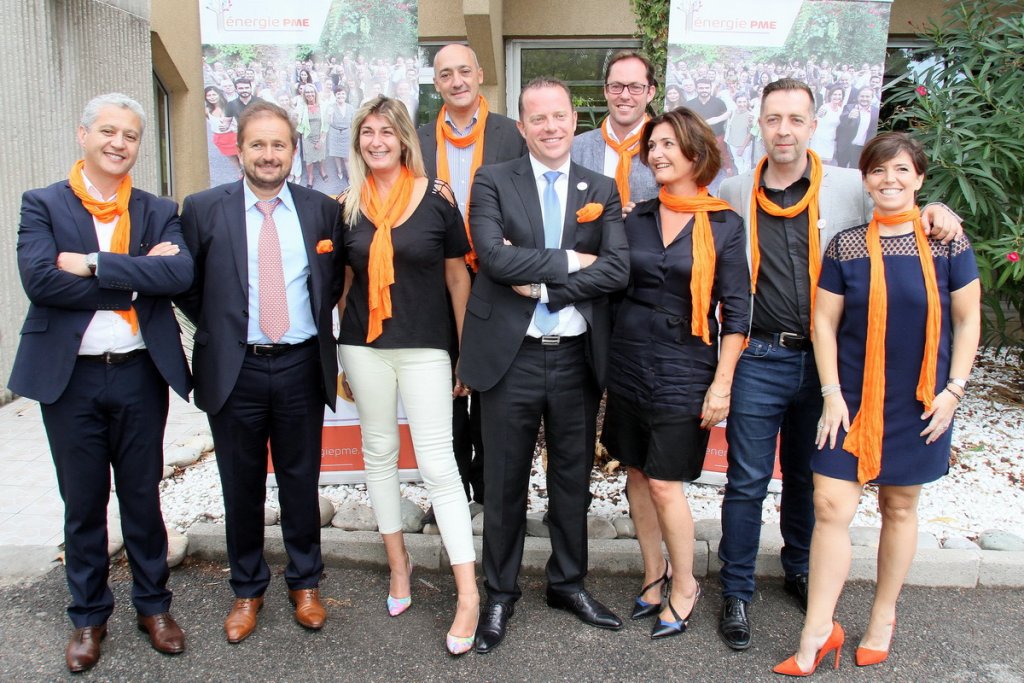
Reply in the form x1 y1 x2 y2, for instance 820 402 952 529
601 114 649 208
749 150 824 324
658 186 734 345
68 159 138 334
362 166 414 343
843 207 941 484
436 96 489 271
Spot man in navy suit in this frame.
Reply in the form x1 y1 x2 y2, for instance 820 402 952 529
175 101 343 644
9 93 193 673
459 78 629 653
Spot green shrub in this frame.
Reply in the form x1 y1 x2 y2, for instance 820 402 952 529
885 1 1024 352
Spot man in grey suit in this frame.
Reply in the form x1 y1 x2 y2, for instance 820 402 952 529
715 78 962 652
459 77 629 654
571 50 658 210
416 43 527 507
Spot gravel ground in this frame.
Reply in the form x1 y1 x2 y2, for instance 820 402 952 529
159 348 1024 542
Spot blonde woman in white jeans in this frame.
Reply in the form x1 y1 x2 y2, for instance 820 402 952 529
336 96 477 655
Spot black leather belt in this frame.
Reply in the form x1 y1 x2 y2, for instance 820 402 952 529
749 329 811 351
524 334 584 348
79 349 147 364
247 337 316 356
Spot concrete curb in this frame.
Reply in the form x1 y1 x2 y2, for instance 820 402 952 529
184 522 1024 588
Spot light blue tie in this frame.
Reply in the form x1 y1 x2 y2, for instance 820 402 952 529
535 171 562 333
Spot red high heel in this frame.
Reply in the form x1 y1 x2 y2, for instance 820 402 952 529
855 620 895 667
773 622 845 677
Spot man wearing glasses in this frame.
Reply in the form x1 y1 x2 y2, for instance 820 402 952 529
571 50 658 211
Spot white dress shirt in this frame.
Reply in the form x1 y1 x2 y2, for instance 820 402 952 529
601 119 646 178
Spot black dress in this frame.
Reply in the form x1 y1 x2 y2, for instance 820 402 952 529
601 197 749 481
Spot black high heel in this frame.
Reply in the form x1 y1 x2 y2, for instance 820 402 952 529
650 581 701 640
631 561 670 620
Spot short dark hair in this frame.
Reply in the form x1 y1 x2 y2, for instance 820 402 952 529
237 101 297 148
604 51 658 89
518 76 573 118
858 131 928 177
762 78 815 113
234 78 252 88
695 79 713 87
639 107 721 186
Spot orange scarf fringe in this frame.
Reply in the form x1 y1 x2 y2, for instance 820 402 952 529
68 159 138 334
749 150 824 329
601 114 649 208
362 166 414 343
435 96 489 271
843 207 941 484
658 187 733 345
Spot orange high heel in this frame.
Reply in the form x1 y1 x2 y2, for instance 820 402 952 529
855 620 895 667
773 622 845 677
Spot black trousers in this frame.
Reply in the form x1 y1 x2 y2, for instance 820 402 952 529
479 336 600 604
452 391 485 503
41 353 171 628
208 343 324 597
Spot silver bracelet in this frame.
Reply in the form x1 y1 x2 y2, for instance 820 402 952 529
709 388 731 399
820 383 842 397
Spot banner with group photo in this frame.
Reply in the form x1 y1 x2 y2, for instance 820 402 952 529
666 0 893 486
664 0 892 186
199 0 421 484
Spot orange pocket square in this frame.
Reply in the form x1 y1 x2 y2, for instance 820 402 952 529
576 203 603 223
316 239 334 254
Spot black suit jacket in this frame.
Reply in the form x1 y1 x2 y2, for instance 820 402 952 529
458 157 629 392
175 181 344 415
9 182 193 404
416 111 526 177
835 103 880 157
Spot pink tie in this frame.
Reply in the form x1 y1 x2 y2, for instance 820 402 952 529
256 199 289 343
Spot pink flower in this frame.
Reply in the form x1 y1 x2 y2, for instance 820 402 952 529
916 85 928 96
1008 251 1020 263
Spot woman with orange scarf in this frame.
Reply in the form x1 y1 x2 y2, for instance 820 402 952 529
601 108 749 639
774 132 980 676
335 96 478 655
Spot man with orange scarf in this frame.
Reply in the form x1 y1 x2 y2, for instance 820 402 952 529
9 93 193 672
571 50 659 211
714 79 962 651
416 43 527 509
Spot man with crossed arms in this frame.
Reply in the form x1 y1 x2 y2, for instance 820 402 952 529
715 78 962 651
417 43 527 508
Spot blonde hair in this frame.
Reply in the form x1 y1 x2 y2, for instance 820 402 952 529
343 96 426 226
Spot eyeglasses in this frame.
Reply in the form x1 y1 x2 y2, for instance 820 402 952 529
605 82 649 95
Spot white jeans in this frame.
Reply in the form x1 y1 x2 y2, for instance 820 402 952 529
339 345 475 565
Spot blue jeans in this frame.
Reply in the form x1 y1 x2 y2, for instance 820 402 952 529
719 336 821 602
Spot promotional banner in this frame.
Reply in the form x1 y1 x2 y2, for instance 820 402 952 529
199 0 421 484
664 0 893 184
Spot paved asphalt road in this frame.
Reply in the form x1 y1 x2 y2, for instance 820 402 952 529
1 557 1022 682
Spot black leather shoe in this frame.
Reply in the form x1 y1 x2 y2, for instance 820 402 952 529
719 596 751 650
631 561 670 620
546 588 623 630
474 600 513 654
784 574 809 613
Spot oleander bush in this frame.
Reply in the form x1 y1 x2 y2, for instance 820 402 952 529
885 0 1024 352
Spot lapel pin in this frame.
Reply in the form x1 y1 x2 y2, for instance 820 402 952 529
577 181 588 191
817 219 827 230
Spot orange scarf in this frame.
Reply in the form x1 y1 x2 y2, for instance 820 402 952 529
749 150 824 322
68 159 138 334
601 114 649 207
362 166 414 343
659 187 734 345
843 207 941 484
435 96 488 271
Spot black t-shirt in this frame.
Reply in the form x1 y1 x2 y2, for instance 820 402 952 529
687 96 728 136
339 178 469 350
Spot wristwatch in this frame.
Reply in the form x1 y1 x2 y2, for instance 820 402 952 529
948 377 968 390
530 283 541 299
85 252 98 276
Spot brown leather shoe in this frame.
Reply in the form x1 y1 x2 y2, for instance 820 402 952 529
137 612 185 654
66 624 106 673
288 588 326 630
224 597 263 643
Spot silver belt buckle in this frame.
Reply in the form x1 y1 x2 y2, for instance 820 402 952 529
252 343 274 356
778 332 802 349
540 335 561 346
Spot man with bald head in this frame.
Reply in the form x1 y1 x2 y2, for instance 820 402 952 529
417 43 527 509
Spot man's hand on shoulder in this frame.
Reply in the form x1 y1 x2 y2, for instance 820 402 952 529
921 203 964 244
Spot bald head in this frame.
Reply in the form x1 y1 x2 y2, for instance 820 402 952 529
433 43 484 115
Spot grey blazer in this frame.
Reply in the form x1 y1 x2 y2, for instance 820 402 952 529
571 128 658 204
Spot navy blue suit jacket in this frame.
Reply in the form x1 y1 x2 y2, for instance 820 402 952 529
175 181 344 415
9 181 193 404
